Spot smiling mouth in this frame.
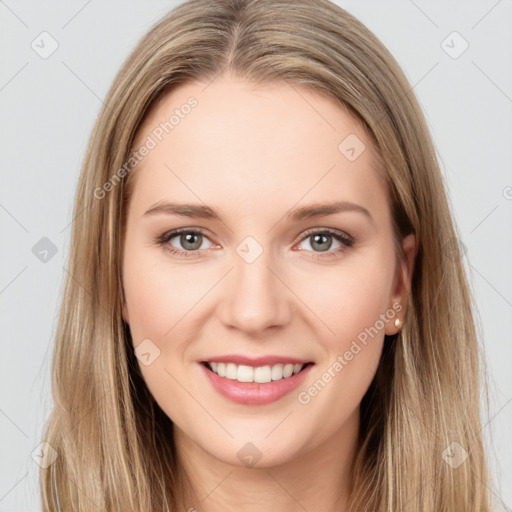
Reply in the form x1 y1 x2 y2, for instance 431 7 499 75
201 361 314 384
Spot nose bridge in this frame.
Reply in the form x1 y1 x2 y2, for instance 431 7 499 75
219 237 291 333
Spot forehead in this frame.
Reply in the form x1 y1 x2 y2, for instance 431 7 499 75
128 73 388 222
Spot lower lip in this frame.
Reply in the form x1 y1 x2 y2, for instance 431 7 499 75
199 363 314 405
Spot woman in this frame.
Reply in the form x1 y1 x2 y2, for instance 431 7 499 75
40 0 492 510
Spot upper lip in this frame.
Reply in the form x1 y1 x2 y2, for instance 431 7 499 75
201 355 313 367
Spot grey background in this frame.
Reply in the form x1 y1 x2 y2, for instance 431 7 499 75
1 1 511 510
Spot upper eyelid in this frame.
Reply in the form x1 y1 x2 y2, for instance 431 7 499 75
299 226 352 239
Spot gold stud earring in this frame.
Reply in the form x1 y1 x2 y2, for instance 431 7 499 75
394 318 401 329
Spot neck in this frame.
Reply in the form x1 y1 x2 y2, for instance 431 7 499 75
172 409 359 512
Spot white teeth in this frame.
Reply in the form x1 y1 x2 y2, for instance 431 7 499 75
282 364 293 378
237 365 254 382
271 364 283 380
226 363 238 379
206 361 307 383
254 365 272 383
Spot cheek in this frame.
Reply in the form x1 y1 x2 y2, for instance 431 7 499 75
123 246 204 343
122 248 198 418
292 261 393 432
123 255 170 342
296 257 394 348
290 253 395 408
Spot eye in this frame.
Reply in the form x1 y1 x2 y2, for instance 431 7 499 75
155 228 217 258
154 227 355 259
295 228 354 258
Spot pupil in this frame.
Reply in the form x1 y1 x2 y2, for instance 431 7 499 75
182 232 201 250
312 234 331 252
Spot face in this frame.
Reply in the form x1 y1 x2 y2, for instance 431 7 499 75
122 73 415 469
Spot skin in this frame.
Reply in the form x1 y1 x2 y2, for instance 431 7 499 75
122 72 416 512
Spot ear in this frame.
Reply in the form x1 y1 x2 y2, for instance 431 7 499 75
385 233 416 335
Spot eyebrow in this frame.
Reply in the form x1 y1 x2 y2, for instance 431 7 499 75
143 200 373 223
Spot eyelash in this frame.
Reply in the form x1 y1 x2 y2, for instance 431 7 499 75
154 227 355 260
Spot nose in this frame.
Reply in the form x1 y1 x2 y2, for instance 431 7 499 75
217 250 293 334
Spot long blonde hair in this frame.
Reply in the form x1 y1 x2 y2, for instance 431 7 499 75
40 0 492 510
